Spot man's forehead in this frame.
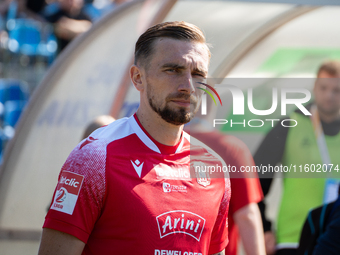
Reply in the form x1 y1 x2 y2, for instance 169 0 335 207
152 38 210 67
316 78 340 89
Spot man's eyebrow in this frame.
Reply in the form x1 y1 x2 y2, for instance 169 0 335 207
161 63 208 76
193 67 208 76
161 63 185 69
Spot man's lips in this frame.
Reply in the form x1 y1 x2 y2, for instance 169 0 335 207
170 99 191 107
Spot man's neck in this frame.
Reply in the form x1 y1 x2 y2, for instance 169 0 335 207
136 109 183 146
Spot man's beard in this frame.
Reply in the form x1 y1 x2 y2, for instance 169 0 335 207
147 83 199 125
317 103 340 117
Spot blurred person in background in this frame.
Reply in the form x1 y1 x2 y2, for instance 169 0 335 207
0 0 46 21
42 0 92 52
82 115 115 139
0 0 11 16
308 196 340 255
298 188 340 255
84 0 132 21
25 0 47 14
255 60 340 255
187 111 265 255
82 0 131 22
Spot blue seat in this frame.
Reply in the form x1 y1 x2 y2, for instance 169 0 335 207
1 123 16 160
37 25 58 63
6 1 18 26
0 79 29 104
0 130 4 163
6 1 57 61
7 18 57 62
3 100 27 127
0 85 6 104
8 19 42 56
83 4 102 21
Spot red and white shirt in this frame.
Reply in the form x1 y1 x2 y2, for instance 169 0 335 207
44 114 231 255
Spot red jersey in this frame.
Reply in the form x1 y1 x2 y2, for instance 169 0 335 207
190 131 263 255
44 114 231 255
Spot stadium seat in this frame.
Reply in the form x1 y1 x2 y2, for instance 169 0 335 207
8 19 42 56
1 99 27 158
0 79 29 104
3 100 27 127
7 16 57 61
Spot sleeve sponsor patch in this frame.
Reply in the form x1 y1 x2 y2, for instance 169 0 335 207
50 171 84 215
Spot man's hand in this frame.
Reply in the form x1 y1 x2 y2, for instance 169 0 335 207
38 228 85 255
264 231 276 255
54 17 92 40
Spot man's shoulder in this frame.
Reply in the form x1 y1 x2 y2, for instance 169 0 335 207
70 117 134 159
85 116 135 144
61 117 135 177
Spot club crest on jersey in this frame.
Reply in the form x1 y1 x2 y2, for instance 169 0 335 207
156 210 206 241
163 183 171 193
191 161 211 187
50 171 84 215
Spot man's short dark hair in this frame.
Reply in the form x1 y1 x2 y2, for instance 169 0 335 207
317 60 340 77
134 21 210 67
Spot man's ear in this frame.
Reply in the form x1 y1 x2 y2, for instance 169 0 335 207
130 65 144 91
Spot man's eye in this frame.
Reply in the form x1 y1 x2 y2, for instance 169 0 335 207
334 88 340 94
194 73 205 78
165 69 176 73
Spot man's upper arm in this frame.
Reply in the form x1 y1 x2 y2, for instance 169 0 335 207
38 228 85 255
43 138 107 242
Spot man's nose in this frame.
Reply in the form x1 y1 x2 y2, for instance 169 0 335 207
178 72 195 94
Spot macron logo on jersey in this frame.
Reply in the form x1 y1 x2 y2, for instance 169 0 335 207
156 210 206 241
51 171 84 215
131 159 144 177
